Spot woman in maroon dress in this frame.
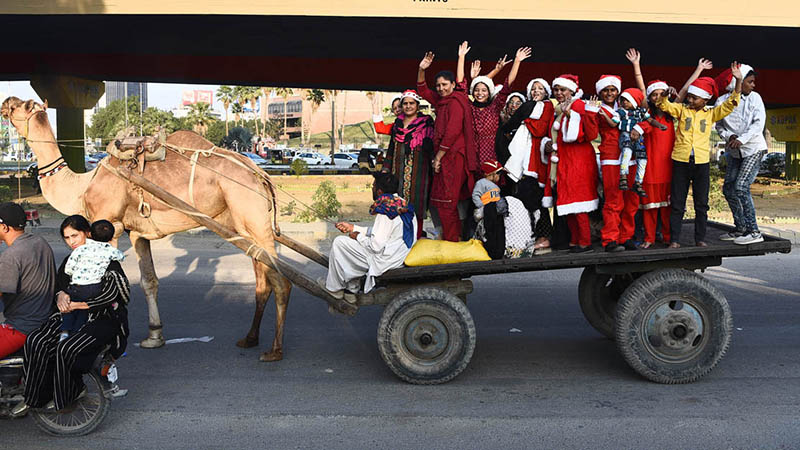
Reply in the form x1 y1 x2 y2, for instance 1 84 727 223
416 51 477 242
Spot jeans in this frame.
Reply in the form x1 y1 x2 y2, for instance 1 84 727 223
723 150 765 234
670 157 710 244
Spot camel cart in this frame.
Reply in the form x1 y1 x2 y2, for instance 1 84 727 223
113 167 791 386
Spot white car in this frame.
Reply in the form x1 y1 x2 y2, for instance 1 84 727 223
331 153 359 168
293 152 329 165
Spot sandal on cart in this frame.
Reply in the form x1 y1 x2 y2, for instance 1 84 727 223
639 241 653 249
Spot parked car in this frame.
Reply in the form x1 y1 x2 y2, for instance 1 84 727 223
85 152 107 171
293 152 330 165
242 152 270 169
759 152 786 178
331 153 359 168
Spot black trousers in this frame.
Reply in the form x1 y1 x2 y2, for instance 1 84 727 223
670 157 710 244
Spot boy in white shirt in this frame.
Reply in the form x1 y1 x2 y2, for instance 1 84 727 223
715 63 768 245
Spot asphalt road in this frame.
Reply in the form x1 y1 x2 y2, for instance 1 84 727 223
3 234 799 449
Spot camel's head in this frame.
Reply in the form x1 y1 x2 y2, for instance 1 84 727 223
1 97 49 136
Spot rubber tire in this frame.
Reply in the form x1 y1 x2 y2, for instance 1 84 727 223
614 269 733 384
31 371 110 436
578 267 632 339
377 287 476 385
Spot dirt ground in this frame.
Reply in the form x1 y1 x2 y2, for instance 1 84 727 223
4 173 800 225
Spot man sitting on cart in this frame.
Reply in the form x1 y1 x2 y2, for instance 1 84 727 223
319 173 418 302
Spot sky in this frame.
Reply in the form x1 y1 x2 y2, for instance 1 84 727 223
1 80 227 118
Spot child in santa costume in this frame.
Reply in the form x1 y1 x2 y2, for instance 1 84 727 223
714 63 768 245
598 87 668 196
551 74 600 253
504 78 556 252
592 74 639 252
657 61 744 248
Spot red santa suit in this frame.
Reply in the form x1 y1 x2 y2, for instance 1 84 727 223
637 80 676 244
553 93 600 248
417 80 477 242
505 100 556 196
593 75 640 247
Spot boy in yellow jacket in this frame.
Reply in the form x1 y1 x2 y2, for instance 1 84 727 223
657 61 743 248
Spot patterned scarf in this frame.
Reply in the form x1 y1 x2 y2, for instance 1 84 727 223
393 114 434 155
369 193 416 248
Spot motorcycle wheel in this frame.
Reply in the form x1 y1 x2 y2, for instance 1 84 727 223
31 371 110 436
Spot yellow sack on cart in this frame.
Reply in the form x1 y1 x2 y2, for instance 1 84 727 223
404 239 491 267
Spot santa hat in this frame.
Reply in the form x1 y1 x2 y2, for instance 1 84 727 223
481 159 505 176
506 92 526 105
619 88 645 108
400 89 422 103
390 95 402 105
552 74 579 94
714 63 755 93
470 76 502 99
526 78 552 100
646 80 669 97
687 77 718 100
595 75 622 94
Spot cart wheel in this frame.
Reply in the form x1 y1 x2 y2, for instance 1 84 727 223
614 269 732 384
377 287 476 385
578 267 633 339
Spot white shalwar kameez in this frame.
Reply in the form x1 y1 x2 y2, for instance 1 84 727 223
326 215 417 294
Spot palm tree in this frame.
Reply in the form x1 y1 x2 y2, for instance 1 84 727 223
274 87 294 142
231 103 243 127
187 102 213 136
216 85 235 136
324 89 339 157
240 86 261 137
260 87 273 130
305 89 326 146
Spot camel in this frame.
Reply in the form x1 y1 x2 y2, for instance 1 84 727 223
1 97 291 362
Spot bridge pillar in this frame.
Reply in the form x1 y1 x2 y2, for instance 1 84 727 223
29 76 104 173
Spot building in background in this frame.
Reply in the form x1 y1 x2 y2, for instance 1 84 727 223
105 81 148 109
172 89 221 119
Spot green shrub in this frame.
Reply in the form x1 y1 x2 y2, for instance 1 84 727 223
294 180 341 223
290 159 309 178
280 200 296 216
0 185 11 202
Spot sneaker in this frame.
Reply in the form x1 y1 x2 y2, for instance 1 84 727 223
108 384 129 398
59 332 69 342
734 232 764 245
605 241 625 253
719 231 743 241
9 401 29 418
570 245 593 253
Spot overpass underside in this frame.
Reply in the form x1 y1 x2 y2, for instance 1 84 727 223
0 14 798 107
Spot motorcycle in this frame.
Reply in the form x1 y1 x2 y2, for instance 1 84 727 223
0 348 119 436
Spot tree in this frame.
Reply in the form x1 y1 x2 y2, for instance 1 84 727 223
87 96 144 140
216 85 235 136
260 87 273 130
239 86 261 137
186 102 214 136
220 126 253 152
274 87 294 142
231 102 243 127
305 89 325 146
324 90 339 157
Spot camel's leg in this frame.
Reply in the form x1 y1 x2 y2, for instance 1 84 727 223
130 231 165 348
259 262 292 362
236 259 273 349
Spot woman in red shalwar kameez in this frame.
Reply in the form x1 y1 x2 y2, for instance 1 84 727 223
551 75 600 253
416 51 478 242
454 42 531 165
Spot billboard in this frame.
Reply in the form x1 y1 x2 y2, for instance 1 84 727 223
182 90 213 106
